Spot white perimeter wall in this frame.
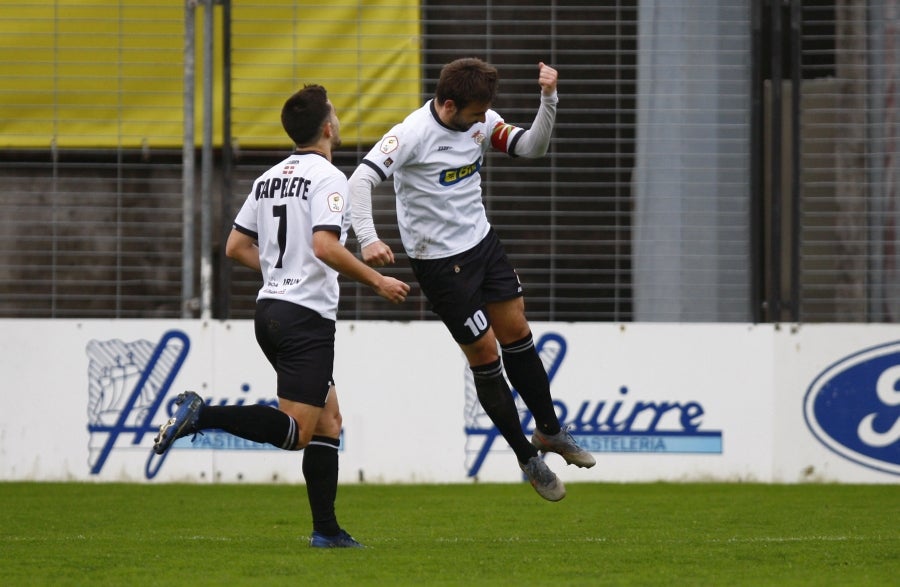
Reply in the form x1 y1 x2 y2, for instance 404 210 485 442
1 320 898 485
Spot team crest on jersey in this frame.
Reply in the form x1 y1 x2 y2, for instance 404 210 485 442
380 136 399 154
328 193 344 212
471 130 486 145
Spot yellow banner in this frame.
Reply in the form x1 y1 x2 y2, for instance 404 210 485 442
0 0 421 149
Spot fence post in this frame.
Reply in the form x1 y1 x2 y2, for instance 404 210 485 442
182 0 197 318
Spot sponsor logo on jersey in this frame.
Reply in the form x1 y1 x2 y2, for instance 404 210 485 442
328 192 345 212
804 340 900 475
380 135 399 154
437 145 452 152
384 157 394 168
283 164 295 174
439 160 481 186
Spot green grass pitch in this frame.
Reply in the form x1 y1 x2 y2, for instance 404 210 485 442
0 481 896 586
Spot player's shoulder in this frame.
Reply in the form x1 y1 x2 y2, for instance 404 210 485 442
486 108 506 127
292 152 341 174
312 158 348 185
406 100 434 123
386 102 432 139
370 102 433 155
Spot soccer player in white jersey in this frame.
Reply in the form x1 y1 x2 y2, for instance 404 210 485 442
349 58 594 502
153 85 409 547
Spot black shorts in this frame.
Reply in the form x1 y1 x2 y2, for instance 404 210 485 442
409 228 523 345
254 298 335 407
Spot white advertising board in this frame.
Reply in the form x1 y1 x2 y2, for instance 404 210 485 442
0 320 897 485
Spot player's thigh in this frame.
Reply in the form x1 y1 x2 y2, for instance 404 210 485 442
313 385 342 439
459 328 501 366
255 299 336 406
410 253 489 344
485 296 530 344
410 231 519 345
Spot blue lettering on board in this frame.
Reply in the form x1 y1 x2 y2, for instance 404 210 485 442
463 332 724 478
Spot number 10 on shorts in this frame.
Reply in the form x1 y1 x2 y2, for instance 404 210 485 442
464 310 489 337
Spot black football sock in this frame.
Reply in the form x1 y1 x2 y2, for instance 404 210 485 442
195 404 300 450
302 436 341 536
471 359 539 464
501 333 562 436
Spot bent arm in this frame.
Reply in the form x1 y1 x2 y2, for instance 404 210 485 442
348 164 383 249
225 228 261 272
511 91 558 158
313 229 409 303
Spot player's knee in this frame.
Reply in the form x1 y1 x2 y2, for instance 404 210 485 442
463 338 500 366
295 427 315 450
294 413 341 449
316 410 342 438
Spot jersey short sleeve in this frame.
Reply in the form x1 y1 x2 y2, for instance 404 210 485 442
308 169 349 238
361 121 419 182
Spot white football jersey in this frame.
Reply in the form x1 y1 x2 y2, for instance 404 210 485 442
359 100 524 259
233 152 350 320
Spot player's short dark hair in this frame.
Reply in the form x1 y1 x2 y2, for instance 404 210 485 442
281 85 331 147
435 57 498 110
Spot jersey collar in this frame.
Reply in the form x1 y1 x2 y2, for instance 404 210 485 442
429 99 458 132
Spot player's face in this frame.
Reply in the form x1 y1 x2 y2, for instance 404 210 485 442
328 101 342 148
447 100 490 131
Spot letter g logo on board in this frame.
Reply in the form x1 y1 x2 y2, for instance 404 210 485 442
804 341 900 476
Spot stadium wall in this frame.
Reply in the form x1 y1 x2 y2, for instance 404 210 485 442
1 320 897 485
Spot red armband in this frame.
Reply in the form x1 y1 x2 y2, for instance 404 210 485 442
490 122 519 153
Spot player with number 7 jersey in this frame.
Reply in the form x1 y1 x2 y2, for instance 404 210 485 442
154 85 410 549
233 151 349 321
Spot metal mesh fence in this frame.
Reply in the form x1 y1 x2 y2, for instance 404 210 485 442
226 1 638 321
0 1 897 323
0 150 185 317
